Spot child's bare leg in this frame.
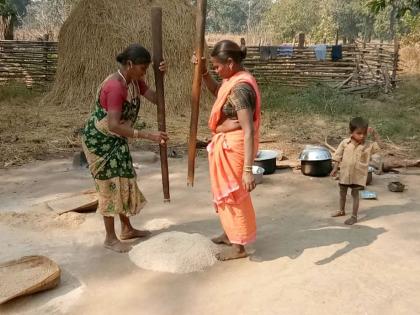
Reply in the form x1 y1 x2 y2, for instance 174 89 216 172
345 189 359 225
119 214 151 240
103 216 132 253
332 185 347 217
216 243 248 261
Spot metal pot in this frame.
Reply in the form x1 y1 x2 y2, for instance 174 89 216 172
254 150 278 175
252 166 265 184
299 145 332 177
366 166 374 185
301 160 333 177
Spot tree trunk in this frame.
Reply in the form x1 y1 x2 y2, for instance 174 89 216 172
389 4 397 40
0 15 15 40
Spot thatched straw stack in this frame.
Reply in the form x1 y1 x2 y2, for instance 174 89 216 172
45 0 210 114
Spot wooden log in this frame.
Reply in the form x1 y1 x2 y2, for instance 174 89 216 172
336 73 354 88
151 7 170 202
187 0 207 187
298 33 305 48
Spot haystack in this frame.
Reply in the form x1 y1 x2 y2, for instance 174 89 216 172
46 0 210 114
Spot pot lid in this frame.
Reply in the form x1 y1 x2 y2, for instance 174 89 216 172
299 145 332 161
255 150 278 161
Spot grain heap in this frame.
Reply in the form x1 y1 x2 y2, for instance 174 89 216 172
129 231 220 274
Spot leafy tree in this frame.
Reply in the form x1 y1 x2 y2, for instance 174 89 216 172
0 0 29 39
20 0 76 40
192 0 272 33
368 0 420 16
265 0 319 41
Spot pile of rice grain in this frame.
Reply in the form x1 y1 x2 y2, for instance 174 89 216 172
129 231 220 274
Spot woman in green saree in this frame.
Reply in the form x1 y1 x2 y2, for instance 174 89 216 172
82 44 168 253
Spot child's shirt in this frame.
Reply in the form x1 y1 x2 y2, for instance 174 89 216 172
333 138 380 187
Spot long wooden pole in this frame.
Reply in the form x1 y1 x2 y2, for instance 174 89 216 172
151 7 170 202
187 0 207 187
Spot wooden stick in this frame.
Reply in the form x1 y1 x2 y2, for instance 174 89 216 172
187 0 207 187
151 7 170 202
324 136 337 153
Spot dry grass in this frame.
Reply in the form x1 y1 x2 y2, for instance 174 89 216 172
2 41 419 168
400 45 420 73
2 75 419 169
45 0 212 114
0 83 211 167
0 84 86 167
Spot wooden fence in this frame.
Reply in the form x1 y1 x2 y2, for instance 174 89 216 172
0 39 398 93
210 40 399 93
0 40 58 88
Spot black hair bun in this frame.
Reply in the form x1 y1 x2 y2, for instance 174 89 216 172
116 52 126 64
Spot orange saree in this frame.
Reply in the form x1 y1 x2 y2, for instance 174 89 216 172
207 71 261 245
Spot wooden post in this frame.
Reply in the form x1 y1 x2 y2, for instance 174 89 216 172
335 29 339 46
391 37 399 88
151 7 170 202
43 37 49 90
298 33 305 48
377 39 383 79
187 0 207 187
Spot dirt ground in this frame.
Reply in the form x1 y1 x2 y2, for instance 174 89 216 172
1 152 420 315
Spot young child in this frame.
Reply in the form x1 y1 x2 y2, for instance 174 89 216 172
330 117 380 225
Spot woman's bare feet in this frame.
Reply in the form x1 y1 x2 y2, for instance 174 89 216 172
216 244 247 261
120 228 151 240
104 239 132 253
211 233 232 246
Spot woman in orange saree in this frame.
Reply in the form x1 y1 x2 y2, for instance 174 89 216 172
200 40 261 260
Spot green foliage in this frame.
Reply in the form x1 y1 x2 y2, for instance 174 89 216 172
0 84 41 101
263 83 358 116
264 0 372 42
261 78 420 148
0 0 29 16
265 0 319 41
368 0 420 17
263 0 419 43
192 0 273 33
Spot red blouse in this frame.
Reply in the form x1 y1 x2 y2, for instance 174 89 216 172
99 79 149 112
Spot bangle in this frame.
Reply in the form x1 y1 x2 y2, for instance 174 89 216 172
243 165 253 172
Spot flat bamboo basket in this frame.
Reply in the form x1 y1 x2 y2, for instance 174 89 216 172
0 255 61 304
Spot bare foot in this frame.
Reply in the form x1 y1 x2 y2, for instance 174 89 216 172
120 229 151 240
331 210 346 217
104 240 132 253
216 248 248 261
211 233 232 246
344 216 357 225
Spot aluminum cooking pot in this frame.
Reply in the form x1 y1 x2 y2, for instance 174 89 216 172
254 150 278 175
299 145 332 177
299 145 332 161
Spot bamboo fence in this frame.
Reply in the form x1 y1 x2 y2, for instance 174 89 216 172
209 39 399 93
0 39 398 93
0 40 58 89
